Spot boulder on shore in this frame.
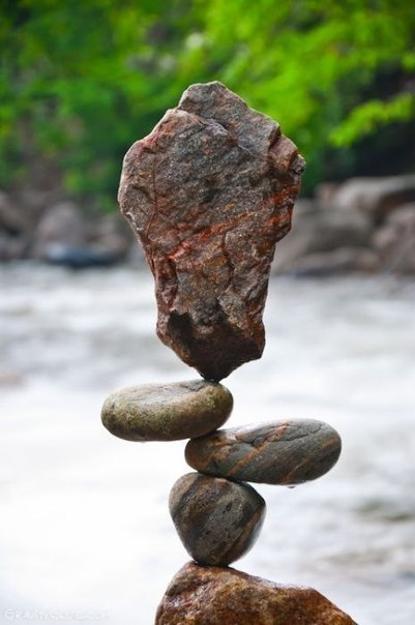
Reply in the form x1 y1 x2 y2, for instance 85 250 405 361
326 174 415 223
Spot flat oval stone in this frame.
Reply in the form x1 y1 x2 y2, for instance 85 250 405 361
169 473 265 566
185 419 341 485
101 380 232 442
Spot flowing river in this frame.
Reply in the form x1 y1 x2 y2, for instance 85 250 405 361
0 264 414 625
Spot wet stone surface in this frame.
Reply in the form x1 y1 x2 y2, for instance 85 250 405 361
118 81 304 380
169 473 265 566
101 380 232 442
155 561 357 625
185 419 342 485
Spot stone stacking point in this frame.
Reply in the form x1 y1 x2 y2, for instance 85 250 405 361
103 81 356 624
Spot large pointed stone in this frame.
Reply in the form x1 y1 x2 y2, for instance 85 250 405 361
118 81 304 380
155 562 357 625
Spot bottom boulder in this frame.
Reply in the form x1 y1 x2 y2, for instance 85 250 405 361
155 562 356 625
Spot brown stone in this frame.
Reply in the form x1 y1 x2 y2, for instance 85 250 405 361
185 419 342 485
155 562 357 625
118 81 304 380
169 473 265 566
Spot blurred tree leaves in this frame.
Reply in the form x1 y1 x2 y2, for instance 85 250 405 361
0 0 414 206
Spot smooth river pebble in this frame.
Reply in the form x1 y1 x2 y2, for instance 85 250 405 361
169 473 265 566
101 380 232 441
185 419 341 485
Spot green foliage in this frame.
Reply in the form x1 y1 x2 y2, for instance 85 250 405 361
331 93 415 146
0 0 414 205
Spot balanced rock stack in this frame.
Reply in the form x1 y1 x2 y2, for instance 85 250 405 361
102 82 356 624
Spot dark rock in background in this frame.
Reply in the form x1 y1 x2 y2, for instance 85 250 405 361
273 199 374 274
119 81 304 379
33 201 87 258
373 204 415 274
33 202 132 267
274 175 415 275
0 189 133 266
279 247 379 276
328 175 415 224
155 562 357 625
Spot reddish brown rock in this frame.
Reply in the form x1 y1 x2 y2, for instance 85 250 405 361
118 81 304 380
155 562 356 625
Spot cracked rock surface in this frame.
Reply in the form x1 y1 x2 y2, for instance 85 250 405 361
185 419 342 485
118 81 304 380
155 562 357 625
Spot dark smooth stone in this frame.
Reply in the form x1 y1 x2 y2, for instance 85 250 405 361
185 419 341 485
101 380 232 442
169 473 265 566
156 562 357 625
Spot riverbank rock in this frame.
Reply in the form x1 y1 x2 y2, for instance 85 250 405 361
273 198 374 274
329 174 415 224
87 214 133 260
0 191 26 235
280 247 379 276
0 233 28 261
32 201 86 259
118 81 304 380
373 204 415 273
169 473 265 566
101 380 232 442
186 419 341 485
155 562 356 624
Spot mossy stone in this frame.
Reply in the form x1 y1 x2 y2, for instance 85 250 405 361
101 380 233 442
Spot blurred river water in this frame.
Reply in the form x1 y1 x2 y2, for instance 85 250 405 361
0 264 414 625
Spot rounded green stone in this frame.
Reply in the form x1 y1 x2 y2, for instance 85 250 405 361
101 379 233 442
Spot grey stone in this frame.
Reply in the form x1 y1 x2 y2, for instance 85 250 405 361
373 204 415 273
0 191 26 235
273 199 372 273
169 473 265 566
101 380 233 442
280 247 380 276
87 214 132 259
32 201 86 259
329 175 415 223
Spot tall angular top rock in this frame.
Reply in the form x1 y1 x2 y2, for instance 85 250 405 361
119 82 304 380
